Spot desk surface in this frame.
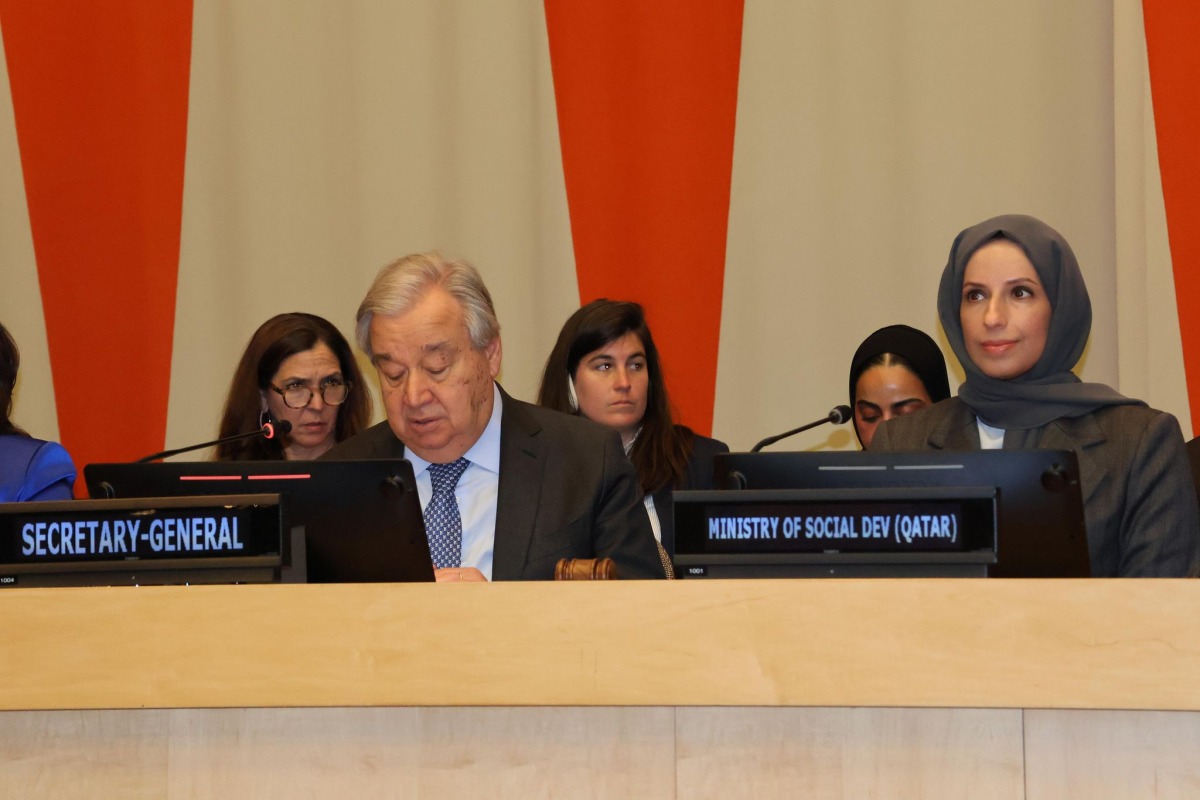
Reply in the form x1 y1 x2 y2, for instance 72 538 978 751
1 579 1197 711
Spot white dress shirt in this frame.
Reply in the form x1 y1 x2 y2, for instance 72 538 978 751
406 383 502 580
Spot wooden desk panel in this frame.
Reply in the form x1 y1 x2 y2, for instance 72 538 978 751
2 580 1199 797
1 579 1198 711
3 707 1198 799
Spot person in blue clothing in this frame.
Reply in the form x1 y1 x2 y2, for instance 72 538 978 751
0 321 76 502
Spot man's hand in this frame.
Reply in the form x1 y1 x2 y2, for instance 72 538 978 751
434 567 488 582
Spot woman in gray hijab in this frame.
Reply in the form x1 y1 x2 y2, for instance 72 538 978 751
873 214 1200 577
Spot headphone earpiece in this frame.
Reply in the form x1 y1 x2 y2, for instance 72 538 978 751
567 374 579 412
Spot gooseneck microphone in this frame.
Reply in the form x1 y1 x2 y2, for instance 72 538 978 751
134 420 293 463
749 405 852 453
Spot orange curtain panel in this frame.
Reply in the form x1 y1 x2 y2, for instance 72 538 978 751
1 1 192 478
1144 0 1200 434
545 0 744 435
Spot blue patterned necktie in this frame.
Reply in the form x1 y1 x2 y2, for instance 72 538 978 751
424 457 470 568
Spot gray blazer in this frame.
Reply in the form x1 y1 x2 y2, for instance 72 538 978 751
873 398 1200 577
323 385 665 580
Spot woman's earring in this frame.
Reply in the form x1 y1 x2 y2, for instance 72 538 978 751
259 409 273 429
567 375 579 412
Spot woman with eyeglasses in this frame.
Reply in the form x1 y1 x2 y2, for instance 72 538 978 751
215 312 371 461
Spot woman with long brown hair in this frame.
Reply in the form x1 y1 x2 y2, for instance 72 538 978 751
538 299 728 568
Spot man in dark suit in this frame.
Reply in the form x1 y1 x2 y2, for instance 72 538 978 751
324 252 664 581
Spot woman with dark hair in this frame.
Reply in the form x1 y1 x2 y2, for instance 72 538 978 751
873 214 1200 576
0 321 76 501
537 299 728 570
216 312 371 461
849 324 951 449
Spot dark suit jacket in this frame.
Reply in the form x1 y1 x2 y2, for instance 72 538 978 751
873 398 1200 577
323 386 665 580
652 432 730 562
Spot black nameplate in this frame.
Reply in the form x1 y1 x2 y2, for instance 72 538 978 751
0 494 283 587
673 487 997 578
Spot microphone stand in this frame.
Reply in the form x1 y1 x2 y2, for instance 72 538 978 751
750 406 852 453
135 421 292 463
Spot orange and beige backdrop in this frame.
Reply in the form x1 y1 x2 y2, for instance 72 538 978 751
2 1 1199 482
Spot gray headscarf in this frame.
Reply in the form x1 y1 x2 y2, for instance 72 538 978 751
937 214 1142 430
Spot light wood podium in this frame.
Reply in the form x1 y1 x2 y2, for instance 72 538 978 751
2 579 1198 798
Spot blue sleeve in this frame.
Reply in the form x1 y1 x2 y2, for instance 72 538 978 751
19 441 77 502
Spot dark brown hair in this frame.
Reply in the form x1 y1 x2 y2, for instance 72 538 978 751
537 299 693 494
215 313 371 460
0 321 28 437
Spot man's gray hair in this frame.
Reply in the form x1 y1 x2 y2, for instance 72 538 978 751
355 252 501 357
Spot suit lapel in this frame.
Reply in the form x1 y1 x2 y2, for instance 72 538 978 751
926 400 980 450
373 422 408 458
491 389 545 580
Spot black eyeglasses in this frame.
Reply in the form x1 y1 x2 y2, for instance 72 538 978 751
270 379 351 409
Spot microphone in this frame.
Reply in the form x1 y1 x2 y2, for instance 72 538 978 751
750 405 852 453
134 420 293 463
